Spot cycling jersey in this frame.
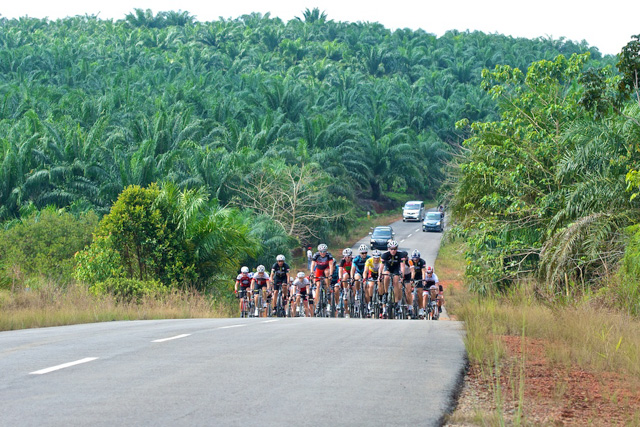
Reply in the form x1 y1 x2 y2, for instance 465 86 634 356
252 272 270 288
339 258 353 274
236 273 253 288
271 262 291 277
312 252 334 270
352 255 370 275
410 258 427 279
292 277 310 290
403 258 412 280
271 262 291 284
424 273 439 284
364 258 381 279
381 250 408 274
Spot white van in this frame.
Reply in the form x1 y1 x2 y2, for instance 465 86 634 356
402 201 425 222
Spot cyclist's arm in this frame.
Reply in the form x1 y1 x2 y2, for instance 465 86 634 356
310 260 316 274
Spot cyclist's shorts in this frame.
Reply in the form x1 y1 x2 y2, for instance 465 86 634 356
237 289 249 298
255 283 268 290
414 281 426 289
383 264 402 275
297 287 308 299
273 276 288 285
314 268 329 279
272 282 287 291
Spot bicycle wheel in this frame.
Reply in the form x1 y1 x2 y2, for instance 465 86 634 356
387 282 395 319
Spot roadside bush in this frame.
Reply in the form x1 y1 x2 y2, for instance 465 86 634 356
91 278 167 303
75 183 260 290
615 225 640 315
0 209 98 285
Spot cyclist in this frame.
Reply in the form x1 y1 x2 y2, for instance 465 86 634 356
252 265 271 317
363 250 382 317
409 250 428 318
352 244 370 308
338 248 355 317
235 266 253 315
422 266 442 314
310 244 334 315
291 272 312 317
381 240 408 317
270 255 290 316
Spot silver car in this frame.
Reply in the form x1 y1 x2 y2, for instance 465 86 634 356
402 201 424 222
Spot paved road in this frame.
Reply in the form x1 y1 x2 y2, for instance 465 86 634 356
0 211 465 427
351 209 445 267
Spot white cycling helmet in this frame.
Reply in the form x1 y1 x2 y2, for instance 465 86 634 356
372 250 381 258
297 271 305 279
276 254 285 261
318 244 328 252
411 249 421 258
426 266 434 274
358 244 368 253
342 248 352 257
240 266 249 273
257 265 265 273
387 240 399 249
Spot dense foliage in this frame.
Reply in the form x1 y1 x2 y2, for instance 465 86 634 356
0 9 618 293
75 183 260 291
0 208 98 286
0 10 605 227
451 35 640 310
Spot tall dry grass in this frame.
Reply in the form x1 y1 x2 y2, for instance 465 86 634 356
440 238 640 425
0 283 234 331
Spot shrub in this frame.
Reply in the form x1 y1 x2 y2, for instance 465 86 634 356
0 209 98 284
91 278 167 303
615 225 640 315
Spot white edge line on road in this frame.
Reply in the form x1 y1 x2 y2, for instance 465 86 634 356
261 320 278 323
30 357 99 375
152 333 191 343
415 229 420 232
408 234 412 238
218 325 246 330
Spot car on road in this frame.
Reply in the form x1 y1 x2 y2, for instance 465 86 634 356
369 226 394 250
402 201 425 222
422 211 444 232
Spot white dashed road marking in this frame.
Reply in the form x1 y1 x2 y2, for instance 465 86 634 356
218 325 246 330
152 334 191 343
261 320 278 323
30 357 99 375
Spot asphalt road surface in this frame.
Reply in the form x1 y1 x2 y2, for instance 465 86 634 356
0 211 465 427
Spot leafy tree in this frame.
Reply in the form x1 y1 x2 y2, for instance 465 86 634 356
75 183 260 290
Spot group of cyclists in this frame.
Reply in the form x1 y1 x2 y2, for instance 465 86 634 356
234 240 444 320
